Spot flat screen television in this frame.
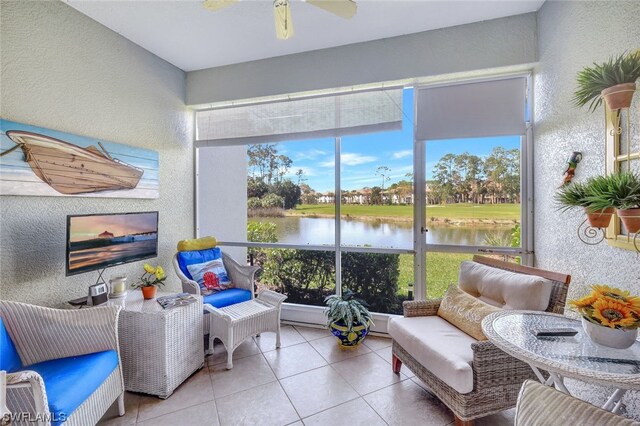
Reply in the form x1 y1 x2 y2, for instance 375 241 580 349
66 211 159 276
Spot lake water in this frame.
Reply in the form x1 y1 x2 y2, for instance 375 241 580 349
255 216 513 249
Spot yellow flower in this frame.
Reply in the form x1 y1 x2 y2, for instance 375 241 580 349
591 284 629 301
625 295 640 313
569 293 598 309
155 266 165 280
591 298 637 329
143 263 156 274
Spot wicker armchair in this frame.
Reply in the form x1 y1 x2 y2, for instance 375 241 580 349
0 301 124 426
515 380 639 426
390 256 571 426
173 249 260 337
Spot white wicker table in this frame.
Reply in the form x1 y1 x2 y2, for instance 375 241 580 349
108 291 204 399
206 290 287 369
483 311 640 414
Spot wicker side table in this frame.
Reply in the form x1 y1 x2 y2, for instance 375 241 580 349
111 291 204 399
206 289 287 369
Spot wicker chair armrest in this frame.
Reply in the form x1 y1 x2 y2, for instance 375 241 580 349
6 370 49 421
471 340 535 390
403 299 442 317
0 301 121 366
257 290 287 308
172 254 201 296
223 253 260 294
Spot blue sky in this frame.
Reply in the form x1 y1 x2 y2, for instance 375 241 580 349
271 89 520 193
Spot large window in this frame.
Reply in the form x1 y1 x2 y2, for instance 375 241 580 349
195 76 531 321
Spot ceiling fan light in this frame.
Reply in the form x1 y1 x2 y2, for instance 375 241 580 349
273 0 294 40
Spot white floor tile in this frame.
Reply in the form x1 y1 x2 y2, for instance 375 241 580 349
280 365 359 418
207 338 261 366
137 400 219 426
362 335 392 351
216 381 300 426
301 398 386 426
332 352 407 395
98 392 139 426
293 325 332 342
210 353 277 399
375 346 414 378
263 342 328 379
308 335 371 364
255 325 306 352
364 380 452 426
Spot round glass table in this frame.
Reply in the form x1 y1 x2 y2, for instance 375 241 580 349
482 311 640 414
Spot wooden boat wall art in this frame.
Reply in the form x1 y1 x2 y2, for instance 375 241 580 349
0 119 159 198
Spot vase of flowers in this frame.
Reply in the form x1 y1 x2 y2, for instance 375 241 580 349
131 264 166 300
569 285 639 349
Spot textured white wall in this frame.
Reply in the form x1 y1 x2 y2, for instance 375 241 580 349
535 1 640 419
187 12 537 105
0 1 193 305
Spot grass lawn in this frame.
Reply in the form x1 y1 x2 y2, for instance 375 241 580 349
294 203 520 220
397 252 474 300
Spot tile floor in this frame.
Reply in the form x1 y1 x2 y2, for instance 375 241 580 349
99 325 515 426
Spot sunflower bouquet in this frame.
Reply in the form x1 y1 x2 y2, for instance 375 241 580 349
569 285 640 330
131 264 167 289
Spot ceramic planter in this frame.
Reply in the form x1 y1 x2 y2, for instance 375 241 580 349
616 208 640 234
585 207 615 228
582 318 638 349
141 285 157 300
330 321 369 348
601 82 636 110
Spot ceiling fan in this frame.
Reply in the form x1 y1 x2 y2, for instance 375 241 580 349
202 0 357 40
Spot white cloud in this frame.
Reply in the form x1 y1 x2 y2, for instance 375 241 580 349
293 149 328 161
319 152 377 167
392 149 412 159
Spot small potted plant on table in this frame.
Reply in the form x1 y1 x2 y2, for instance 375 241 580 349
325 290 373 348
573 50 640 111
132 263 166 299
570 285 640 349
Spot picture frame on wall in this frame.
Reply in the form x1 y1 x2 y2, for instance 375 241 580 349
0 119 159 199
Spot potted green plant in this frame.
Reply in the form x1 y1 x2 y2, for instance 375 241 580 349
585 171 640 234
573 50 640 112
555 179 614 228
325 290 373 348
131 263 167 299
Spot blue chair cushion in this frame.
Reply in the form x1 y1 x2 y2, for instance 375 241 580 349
204 289 252 308
27 350 118 426
177 247 222 281
0 318 22 373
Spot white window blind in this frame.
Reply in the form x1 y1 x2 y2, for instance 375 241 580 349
195 89 403 146
415 77 526 141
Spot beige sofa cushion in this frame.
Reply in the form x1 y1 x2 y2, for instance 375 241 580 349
458 261 553 311
437 285 502 340
388 315 476 394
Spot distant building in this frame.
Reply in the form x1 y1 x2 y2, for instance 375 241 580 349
99 230 114 238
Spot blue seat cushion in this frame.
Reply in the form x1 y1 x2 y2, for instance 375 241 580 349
177 247 222 280
0 318 22 373
204 289 252 308
27 350 118 426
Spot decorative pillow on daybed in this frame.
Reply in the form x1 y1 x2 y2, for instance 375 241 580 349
437 285 501 340
458 261 553 311
187 258 233 294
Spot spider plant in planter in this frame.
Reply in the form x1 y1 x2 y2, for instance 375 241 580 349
325 290 373 348
573 51 640 112
555 179 614 228
585 171 640 234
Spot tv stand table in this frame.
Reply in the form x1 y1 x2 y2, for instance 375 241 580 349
74 291 204 399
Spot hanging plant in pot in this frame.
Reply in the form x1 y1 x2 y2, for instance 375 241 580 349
569 285 640 349
325 290 373 348
555 179 614 228
131 264 167 299
585 171 640 234
573 50 640 111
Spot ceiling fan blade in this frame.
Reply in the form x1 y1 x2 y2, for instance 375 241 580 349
274 0 294 40
202 0 239 12
305 0 357 19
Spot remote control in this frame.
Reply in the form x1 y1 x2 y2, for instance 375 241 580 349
532 328 578 337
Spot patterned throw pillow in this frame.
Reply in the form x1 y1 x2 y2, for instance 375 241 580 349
437 285 502 340
187 259 233 294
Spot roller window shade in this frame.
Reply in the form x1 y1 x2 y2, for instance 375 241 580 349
195 89 403 146
415 77 526 141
